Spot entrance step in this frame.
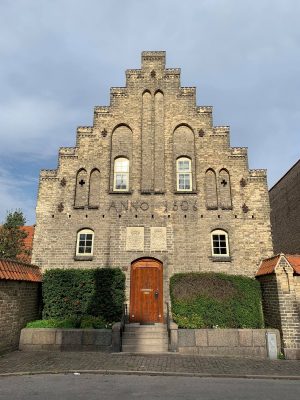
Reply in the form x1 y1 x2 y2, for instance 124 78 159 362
122 324 169 353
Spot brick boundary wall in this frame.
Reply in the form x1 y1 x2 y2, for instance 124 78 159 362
0 260 42 354
256 255 300 360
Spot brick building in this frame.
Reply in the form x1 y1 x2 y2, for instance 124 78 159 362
269 159 300 254
32 51 273 324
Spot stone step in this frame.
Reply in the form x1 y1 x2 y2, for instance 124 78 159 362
122 323 169 353
122 344 169 353
123 332 168 339
122 337 168 346
124 325 167 333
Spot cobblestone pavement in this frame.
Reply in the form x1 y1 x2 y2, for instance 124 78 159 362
0 351 299 378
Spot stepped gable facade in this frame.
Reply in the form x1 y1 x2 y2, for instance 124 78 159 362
32 51 273 323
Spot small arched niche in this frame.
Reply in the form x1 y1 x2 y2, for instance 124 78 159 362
74 168 88 207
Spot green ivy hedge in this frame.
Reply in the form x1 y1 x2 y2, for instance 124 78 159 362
170 272 264 329
42 268 125 323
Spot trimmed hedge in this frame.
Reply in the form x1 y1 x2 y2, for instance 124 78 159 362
170 272 264 329
42 268 125 323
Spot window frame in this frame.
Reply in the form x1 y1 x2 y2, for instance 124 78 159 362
211 229 230 257
76 229 94 256
176 157 192 192
113 157 129 192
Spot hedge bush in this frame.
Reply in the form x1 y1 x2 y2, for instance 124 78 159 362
170 272 264 329
42 268 125 323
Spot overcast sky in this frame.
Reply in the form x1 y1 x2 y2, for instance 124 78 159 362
0 0 299 225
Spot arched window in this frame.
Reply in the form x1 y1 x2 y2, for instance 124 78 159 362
76 229 94 256
114 157 129 191
176 157 192 191
211 229 229 257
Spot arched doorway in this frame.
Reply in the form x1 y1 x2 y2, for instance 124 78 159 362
129 258 163 324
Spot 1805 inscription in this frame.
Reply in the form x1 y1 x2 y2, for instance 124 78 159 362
107 200 198 213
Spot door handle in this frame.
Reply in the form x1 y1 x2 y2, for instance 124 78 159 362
154 290 159 299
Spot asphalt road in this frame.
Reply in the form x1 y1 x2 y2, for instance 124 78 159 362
0 374 300 400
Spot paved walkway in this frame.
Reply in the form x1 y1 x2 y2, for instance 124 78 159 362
0 351 299 379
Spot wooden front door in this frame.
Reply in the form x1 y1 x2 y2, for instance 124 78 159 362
129 259 163 323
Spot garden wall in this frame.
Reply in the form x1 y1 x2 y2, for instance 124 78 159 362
19 328 112 352
177 328 281 358
0 260 42 354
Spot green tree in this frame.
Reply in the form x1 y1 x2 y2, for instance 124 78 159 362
0 210 29 261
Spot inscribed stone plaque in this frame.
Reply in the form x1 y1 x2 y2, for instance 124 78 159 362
126 227 144 251
150 227 167 251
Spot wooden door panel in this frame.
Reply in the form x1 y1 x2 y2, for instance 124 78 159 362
130 259 163 323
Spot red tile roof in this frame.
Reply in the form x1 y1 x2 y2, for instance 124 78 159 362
0 259 42 282
256 255 280 277
256 254 300 277
285 255 300 274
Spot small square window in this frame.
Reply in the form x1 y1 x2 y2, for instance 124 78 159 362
76 229 94 256
211 230 229 257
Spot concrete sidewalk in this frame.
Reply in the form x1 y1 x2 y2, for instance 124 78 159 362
0 351 299 379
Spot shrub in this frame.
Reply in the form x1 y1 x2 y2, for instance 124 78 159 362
170 272 264 329
80 315 110 329
42 268 125 323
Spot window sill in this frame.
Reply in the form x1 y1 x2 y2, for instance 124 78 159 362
174 191 198 195
73 206 85 209
88 205 99 210
210 256 232 262
74 256 93 261
109 191 132 195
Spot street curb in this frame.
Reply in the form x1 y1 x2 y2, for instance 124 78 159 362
0 369 300 380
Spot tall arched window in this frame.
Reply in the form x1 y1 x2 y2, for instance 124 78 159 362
211 229 229 257
114 157 129 191
176 157 192 191
76 229 94 256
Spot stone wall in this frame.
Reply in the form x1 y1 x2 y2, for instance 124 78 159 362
177 329 281 358
0 280 40 354
269 159 300 254
32 51 273 307
19 328 112 352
